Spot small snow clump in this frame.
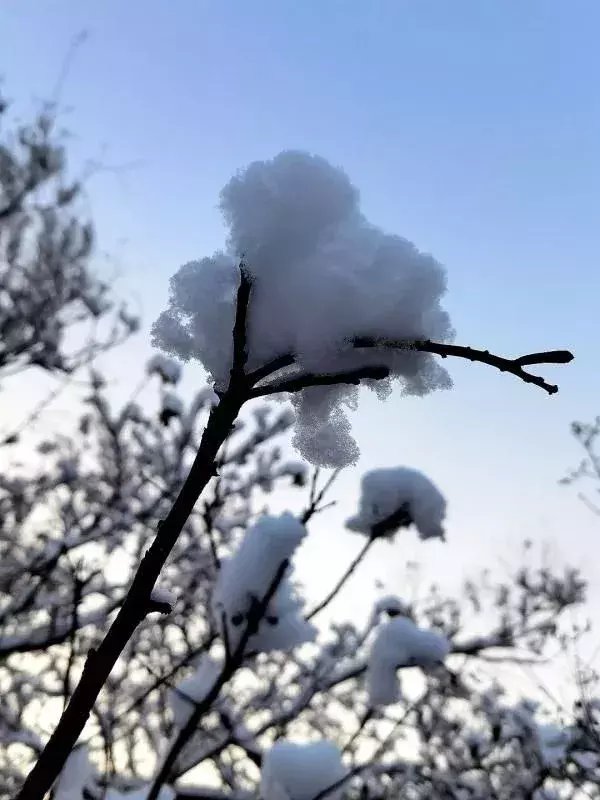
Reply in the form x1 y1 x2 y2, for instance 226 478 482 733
367 615 450 706
346 466 446 540
261 740 347 800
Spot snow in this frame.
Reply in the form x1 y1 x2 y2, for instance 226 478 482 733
373 595 411 619
151 586 175 606
162 391 184 415
53 745 95 800
152 151 453 467
106 785 175 800
346 467 446 540
169 655 222 728
536 722 572 767
211 513 316 653
366 615 450 706
146 354 182 385
572 750 599 770
261 740 348 800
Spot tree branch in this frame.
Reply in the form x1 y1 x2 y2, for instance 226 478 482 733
146 559 290 800
16 302 255 800
229 262 252 385
250 365 390 398
352 337 574 395
247 339 573 396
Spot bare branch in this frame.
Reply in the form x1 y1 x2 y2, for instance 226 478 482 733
250 365 390 398
352 337 574 395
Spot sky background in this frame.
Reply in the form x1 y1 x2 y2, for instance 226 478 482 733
1 0 599 704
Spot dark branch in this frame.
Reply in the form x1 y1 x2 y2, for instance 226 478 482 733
250 365 390 398
353 337 574 395
229 262 252 385
247 339 573 396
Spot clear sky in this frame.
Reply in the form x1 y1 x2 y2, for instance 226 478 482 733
2 2 599 692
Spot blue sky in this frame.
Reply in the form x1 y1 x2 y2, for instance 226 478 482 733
1 1 599 678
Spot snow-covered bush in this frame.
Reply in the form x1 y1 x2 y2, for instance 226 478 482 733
0 91 135 386
11 144 579 800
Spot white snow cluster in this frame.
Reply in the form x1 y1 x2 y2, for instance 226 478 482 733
146 354 182 385
53 746 95 800
260 740 347 800
169 655 222 728
535 722 573 767
152 151 453 467
346 467 446 540
211 513 316 653
366 615 450 706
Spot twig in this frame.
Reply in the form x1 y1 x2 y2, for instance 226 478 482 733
248 340 573 396
250 365 390 397
352 337 573 395
306 538 375 622
146 560 290 800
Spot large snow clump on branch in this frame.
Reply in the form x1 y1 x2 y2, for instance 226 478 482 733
367 615 450 706
261 740 347 800
211 513 316 653
346 466 446 540
152 151 454 467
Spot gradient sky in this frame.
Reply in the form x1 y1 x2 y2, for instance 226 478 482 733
2 1 600 699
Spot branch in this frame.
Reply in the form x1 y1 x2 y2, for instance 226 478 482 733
147 559 290 800
250 365 390 398
16 392 247 800
353 337 574 395
305 538 375 622
247 338 573 396
229 262 252 385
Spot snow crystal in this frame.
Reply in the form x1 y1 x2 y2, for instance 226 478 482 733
169 655 222 728
53 745 95 800
367 615 450 706
211 513 316 653
152 151 453 467
261 740 347 800
146 354 182 385
346 467 446 540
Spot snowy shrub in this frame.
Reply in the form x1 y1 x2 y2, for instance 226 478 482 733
0 92 135 385
11 138 578 800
